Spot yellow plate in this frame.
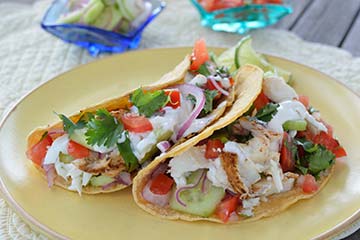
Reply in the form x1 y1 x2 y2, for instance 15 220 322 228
0 48 359 240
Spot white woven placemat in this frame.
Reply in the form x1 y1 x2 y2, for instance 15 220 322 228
0 0 359 239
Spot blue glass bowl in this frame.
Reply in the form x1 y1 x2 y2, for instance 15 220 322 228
190 0 292 34
41 0 165 56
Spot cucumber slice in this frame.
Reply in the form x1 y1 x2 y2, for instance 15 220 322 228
59 152 74 163
84 0 105 24
139 130 173 164
283 119 307 131
169 170 225 217
69 129 93 150
90 175 114 187
217 45 238 73
57 9 84 24
93 6 123 30
234 36 292 83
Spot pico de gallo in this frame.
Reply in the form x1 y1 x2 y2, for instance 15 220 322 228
26 39 236 194
197 0 284 12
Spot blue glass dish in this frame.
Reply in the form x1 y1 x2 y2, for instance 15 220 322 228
190 0 292 34
41 0 165 56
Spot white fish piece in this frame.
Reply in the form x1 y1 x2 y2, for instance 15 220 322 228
169 147 209 187
168 147 232 189
268 160 284 192
240 197 260 217
223 141 261 189
263 76 298 103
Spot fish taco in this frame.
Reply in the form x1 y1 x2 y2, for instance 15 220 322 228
26 40 262 195
133 39 346 223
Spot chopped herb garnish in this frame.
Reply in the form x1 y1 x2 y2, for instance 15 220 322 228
40 131 49 141
294 138 335 177
57 113 84 136
85 109 124 148
307 145 335 176
198 63 211 76
130 88 168 117
255 103 279 122
117 133 139 172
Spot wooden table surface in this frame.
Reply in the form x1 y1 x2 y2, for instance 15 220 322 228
3 0 360 239
274 0 360 57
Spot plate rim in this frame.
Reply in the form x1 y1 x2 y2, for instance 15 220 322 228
0 47 359 240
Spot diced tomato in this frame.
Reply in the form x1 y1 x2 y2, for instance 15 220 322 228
121 114 153 133
302 174 319 193
298 95 310 109
67 140 90 159
296 128 314 141
206 79 222 99
215 195 239 223
26 135 53 166
205 139 224 159
190 39 209 71
212 0 244 10
253 0 268 4
333 146 347 158
253 91 270 110
150 173 174 195
229 77 235 86
198 0 215 12
312 131 339 152
164 90 181 109
280 132 295 172
267 0 283 4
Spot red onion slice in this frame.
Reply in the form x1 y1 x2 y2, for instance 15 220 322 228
208 76 229 96
201 173 207 193
102 172 132 190
116 172 132 186
43 164 56 188
156 141 171 153
175 170 206 207
151 163 168 178
176 84 206 140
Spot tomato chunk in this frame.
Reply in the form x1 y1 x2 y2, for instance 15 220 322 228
205 139 224 159
253 91 270 110
302 174 319 193
212 0 244 10
26 134 53 166
198 0 215 11
165 90 181 109
312 131 339 152
215 195 239 223
121 114 153 133
206 79 222 99
298 95 309 109
67 140 90 159
280 132 295 172
333 146 347 158
190 39 209 71
150 173 174 195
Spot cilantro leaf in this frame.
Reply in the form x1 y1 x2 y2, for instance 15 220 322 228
57 113 81 136
85 109 123 148
130 88 168 117
307 145 335 175
187 89 218 117
295 138 318 153
117 133 139 172
198 64 211 76
255 103 279 122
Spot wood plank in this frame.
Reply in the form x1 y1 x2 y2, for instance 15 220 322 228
274 0 312 29
341 10 360 57
291 0 360 46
